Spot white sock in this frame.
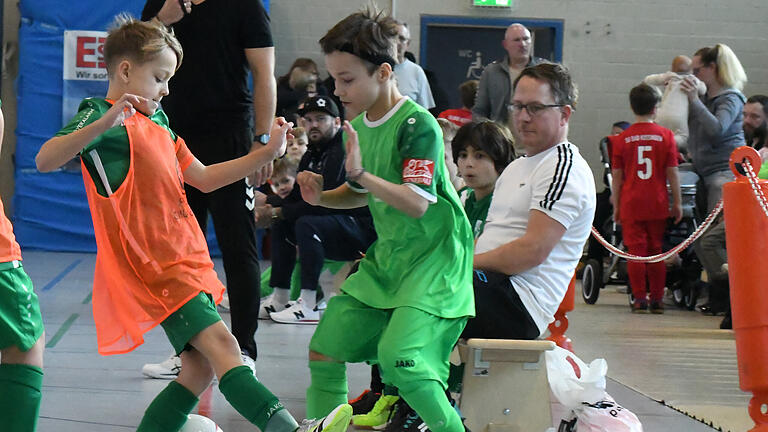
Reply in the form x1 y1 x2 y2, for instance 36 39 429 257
273 288 290 305
300 289 317 310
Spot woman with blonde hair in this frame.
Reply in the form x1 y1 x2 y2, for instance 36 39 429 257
682 43 746 323
682 43 747 213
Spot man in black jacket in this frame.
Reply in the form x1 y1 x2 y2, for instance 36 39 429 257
259 96 376 324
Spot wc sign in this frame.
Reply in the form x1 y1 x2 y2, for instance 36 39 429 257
62 30 110 124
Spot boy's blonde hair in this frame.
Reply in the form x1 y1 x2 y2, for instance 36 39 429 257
273 158 298 179
291 126 307 139
319 5 399 75
695 44 747 91
104 14 183 76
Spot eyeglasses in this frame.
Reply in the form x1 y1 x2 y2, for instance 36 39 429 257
508 102 565 116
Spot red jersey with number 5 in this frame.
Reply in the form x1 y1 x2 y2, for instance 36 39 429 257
611 122 678 221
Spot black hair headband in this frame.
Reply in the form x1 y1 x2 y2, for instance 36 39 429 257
339 43 397 68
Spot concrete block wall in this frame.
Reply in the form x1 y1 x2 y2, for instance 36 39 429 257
271 0 768 187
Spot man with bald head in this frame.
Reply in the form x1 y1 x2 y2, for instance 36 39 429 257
393 21 435 109
472 23 544 124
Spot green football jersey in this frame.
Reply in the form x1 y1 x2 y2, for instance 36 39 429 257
460 188 492 240
343 98 474 319
56 98 178 196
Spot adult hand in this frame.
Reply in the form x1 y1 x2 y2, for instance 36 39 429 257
253 204 274 228
247 164 272 187
680 76 701 102
157 0 190 26
266 117 292 158
248 117 292 185
297 171 324 205
101 94 150 128
342 121 363 176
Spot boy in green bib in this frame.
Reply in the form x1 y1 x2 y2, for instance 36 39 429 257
296 7 474 432
0 103 46 432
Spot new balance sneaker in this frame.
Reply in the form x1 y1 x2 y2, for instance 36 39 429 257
259 293 291 319
350 389 381 415
241 351 256 375
296 403 353 432
270 298 320 324
316 300 328 311
352 395 399 429
142 354 182 379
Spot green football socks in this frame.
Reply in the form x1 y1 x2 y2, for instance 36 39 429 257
219 365 294 431
136 380 198 432
0 363 43 432
306 360 347 418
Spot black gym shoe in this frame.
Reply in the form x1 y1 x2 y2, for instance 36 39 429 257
349 389 381 415
384 399 426 432
383 398 470 432
649 302 664 314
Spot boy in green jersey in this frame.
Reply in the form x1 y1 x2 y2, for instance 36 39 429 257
296 7 474 432
452 121 516 239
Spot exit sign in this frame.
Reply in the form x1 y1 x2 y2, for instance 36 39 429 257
473 0 512 6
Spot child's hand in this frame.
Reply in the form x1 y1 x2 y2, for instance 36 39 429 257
342 121 363 176
671 203 683 225
297 171 324 205
101 94 150 129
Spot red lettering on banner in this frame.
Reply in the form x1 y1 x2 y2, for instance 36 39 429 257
402 158 435 186
76 36 106 69
97 37 106 68
76 37 96 68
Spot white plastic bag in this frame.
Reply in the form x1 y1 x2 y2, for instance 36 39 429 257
574 396 643 432
545 346 608 409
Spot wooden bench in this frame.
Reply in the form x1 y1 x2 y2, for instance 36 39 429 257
459 338 556 432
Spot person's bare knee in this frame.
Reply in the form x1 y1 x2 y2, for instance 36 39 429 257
0 333 45 368
189 321 243 378
309 349 337 362
176 348 214 396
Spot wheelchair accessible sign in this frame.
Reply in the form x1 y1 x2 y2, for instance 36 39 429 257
62 30 110 125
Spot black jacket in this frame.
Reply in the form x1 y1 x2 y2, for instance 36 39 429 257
273 130 370 222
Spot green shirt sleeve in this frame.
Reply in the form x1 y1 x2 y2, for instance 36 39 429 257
56 98 107 140
396 110 441 202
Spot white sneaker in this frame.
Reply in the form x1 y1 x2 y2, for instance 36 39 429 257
142 354 182 379
297 403 353 432
270 298 320 324
259 293 291 319
316 300 328 311
241 352 256 375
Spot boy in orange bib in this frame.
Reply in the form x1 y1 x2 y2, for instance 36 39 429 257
36 16 351 432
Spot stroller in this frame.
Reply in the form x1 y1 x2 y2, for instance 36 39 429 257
580 136 702 308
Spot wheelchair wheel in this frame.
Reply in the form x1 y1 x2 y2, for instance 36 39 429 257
581 259 603 304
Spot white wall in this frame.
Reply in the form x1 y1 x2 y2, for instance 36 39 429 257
271 0 768 187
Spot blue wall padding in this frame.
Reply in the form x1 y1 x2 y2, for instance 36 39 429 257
12 1 269 253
